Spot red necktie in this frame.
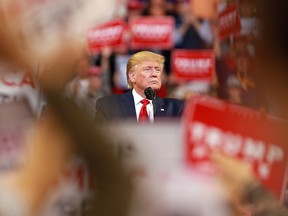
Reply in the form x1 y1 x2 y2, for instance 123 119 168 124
139 99 150 122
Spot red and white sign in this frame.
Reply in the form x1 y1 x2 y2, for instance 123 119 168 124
239 17 259 37
171 49 214 82
218 3 241 40
184 96 288 199
0 63 40 113
87 19 127 53
59 157 90 192
129 16 174 50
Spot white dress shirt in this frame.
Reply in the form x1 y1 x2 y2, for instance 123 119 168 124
132 89 154 122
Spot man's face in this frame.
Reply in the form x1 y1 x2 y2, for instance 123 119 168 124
129 60 162 95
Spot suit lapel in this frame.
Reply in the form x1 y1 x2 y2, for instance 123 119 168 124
120 91 137 120
155 97 166 119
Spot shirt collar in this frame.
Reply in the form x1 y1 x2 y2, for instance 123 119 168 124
132 89 151 105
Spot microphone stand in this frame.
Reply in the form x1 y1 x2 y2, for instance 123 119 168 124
144 87 156 117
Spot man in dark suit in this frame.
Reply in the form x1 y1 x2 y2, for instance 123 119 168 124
95 51 184 122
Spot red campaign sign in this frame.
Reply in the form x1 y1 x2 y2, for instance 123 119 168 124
87 19 127 53
129 16 174 50
171 49 214 82
218 3 241 40
184 96 288 199
62 159 89 190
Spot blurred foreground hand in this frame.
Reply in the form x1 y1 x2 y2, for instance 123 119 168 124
212 152 256 197
211 152 257 215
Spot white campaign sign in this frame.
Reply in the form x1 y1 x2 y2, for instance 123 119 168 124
106 121 184 175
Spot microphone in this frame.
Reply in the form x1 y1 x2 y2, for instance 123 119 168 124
144 87 156 100
144 87 156 116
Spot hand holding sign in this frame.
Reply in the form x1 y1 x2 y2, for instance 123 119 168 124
211 152 288 215
211 152 256 208
184 96 288 200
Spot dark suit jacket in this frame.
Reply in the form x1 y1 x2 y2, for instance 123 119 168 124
95 90 184 122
